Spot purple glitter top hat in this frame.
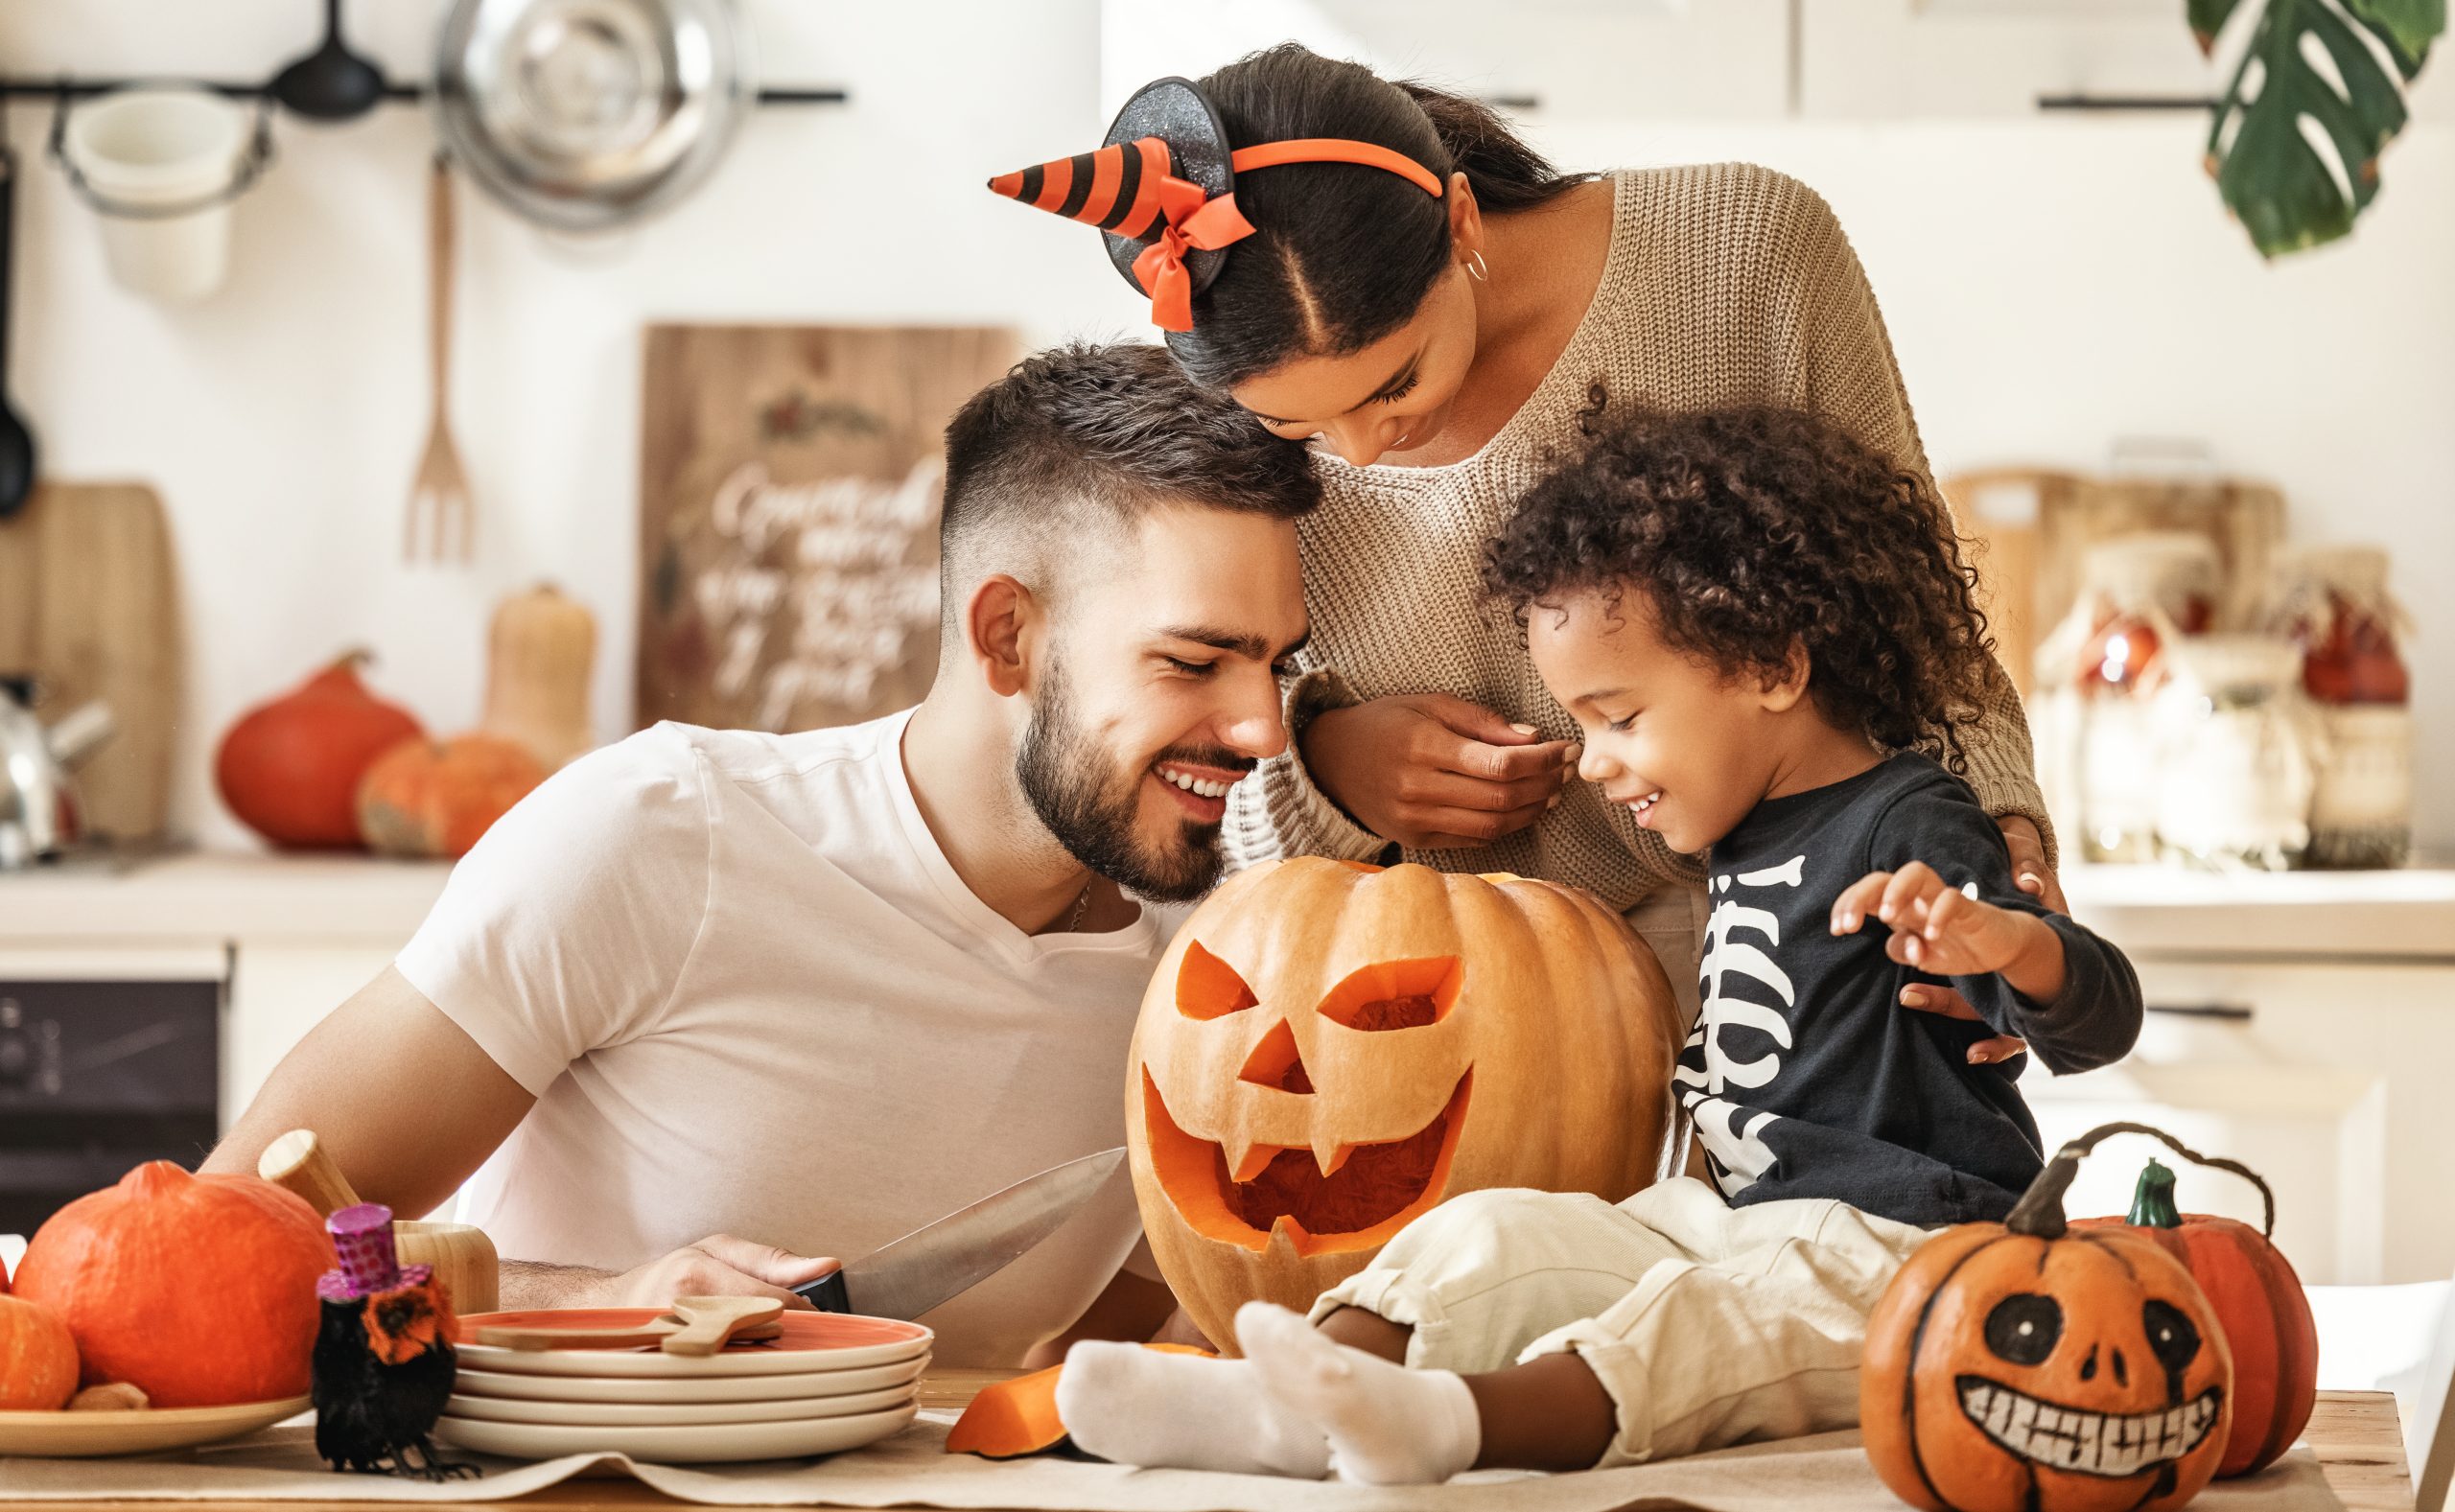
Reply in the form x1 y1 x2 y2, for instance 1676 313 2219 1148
318 1202 401 1302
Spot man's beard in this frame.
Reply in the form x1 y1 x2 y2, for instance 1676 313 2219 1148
1015 664 1246 904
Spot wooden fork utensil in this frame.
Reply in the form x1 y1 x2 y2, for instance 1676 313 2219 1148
476 1296 785 1357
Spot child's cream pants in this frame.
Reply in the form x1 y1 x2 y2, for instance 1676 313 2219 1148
1306 1176 1934 1469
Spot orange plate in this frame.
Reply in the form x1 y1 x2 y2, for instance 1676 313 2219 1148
455 1309 930 1378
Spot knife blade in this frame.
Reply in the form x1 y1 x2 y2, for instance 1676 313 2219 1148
792 1146 1127 1318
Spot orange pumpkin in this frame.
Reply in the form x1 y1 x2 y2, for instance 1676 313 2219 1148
0 1293 80 1410
1863 1122 2235 1512
2076 1143 2318 1477
216 652 425 849
1126 858 1685 1351
356 733 547 859
12 1162 335 1407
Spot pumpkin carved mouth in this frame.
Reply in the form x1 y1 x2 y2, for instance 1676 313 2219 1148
1140 1070 1471 1259
1957 1378 2224 1479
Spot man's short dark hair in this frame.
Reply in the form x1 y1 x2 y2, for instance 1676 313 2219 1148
939 342 1320 633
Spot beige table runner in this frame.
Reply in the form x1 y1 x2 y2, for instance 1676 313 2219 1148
0 1412 2345 1512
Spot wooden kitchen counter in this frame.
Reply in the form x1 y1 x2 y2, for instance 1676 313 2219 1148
0 1382 2412 1512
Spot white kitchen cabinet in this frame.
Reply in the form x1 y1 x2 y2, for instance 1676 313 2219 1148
1800 0 2226 118
2016 963 2440 1285
1099 0 1792 122
1800 0 2455 122
223 945 404 1129
1105 0 2450 126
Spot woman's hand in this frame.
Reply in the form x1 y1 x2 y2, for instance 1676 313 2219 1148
1996 814 2067 912
1302 694 1577 850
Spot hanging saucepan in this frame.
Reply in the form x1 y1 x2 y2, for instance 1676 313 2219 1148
432 0 755 233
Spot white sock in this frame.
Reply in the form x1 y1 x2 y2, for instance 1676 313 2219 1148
1235 1301 1482 1485
1055 1340 1331 1478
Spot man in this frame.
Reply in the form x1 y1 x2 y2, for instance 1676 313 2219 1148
206 343 1317 1367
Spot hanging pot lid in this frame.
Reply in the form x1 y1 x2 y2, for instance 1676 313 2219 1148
433 0 755 232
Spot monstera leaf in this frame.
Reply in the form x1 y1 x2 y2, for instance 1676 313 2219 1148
2192 0 2445 256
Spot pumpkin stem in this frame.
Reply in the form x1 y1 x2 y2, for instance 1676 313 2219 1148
121 1159 190 1198
2006 1149 2077 1238
2128 1158 2184 1227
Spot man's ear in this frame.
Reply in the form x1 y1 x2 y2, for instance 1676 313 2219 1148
966 573 1041 699
1760 640 1812 713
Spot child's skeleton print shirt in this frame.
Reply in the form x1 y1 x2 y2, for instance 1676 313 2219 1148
1674 753 2141 1226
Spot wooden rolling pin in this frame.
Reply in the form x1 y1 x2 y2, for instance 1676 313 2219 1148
258 1128 362 1217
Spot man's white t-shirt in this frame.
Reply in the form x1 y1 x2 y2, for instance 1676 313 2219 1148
394 709 1168 1366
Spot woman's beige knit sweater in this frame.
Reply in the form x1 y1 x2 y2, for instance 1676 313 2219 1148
1222 162 2052 908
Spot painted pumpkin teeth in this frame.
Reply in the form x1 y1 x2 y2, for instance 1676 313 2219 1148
1955 1378 2223 1479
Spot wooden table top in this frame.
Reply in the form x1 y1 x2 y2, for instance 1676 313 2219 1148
0 1378 2412 1512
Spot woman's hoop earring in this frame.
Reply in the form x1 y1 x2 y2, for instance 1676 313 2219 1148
1465 249 1489 283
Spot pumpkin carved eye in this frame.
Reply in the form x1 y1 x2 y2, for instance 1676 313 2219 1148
1177 942 1258 1020
2141 1299 2201 1372
1982 1293 2063 1366
1315 957 1462 1032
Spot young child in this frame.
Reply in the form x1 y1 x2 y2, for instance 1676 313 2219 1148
1056 405 2146 1483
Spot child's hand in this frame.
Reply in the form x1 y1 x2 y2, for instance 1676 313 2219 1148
1832 861 2037 978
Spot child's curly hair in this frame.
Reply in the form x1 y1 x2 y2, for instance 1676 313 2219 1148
1481 405 1995 773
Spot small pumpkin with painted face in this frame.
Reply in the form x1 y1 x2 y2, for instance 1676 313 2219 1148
1863 1123 2237 1512
1125 857 1685 1351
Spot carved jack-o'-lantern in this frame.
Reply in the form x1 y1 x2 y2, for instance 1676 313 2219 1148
1863 1122 2237 1512
1125 858 1685 1350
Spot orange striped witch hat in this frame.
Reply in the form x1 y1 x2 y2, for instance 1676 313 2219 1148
989 77 1444 332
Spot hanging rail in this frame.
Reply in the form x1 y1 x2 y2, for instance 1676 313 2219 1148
0 79 847 106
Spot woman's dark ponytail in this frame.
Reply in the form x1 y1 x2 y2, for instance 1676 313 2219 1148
1393 81 1588 215
1164 44 1593 390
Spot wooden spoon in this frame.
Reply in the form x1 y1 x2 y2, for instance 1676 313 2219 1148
476 1296 785 1357
657 1296 787 1357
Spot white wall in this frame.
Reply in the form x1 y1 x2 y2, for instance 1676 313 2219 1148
5 4 2449 853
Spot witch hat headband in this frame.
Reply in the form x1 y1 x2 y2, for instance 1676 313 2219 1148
988 77 1445 332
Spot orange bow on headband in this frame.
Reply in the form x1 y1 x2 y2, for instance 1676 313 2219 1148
989 119 1446 333
1128 172 1256 333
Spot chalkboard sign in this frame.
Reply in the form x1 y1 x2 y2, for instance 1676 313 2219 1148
636 325 1019 733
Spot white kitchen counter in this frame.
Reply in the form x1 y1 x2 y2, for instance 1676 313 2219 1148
2064 861 2455 960
0 849 452 947
2 849 2449 958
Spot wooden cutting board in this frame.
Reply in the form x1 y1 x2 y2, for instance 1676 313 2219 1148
1945 469 2081 700
0 482 181 843
636 325 1018 733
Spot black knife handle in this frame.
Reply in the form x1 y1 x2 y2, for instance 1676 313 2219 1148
794 1269 851 1313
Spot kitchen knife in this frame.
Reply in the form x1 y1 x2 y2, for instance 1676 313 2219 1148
793 1146 1127 1318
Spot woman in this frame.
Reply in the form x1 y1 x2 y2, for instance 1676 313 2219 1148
994 43 2060 1020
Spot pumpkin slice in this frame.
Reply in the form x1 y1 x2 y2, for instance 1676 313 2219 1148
946 1343 1212 1459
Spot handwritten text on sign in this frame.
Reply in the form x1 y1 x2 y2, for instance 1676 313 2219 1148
695 457 944 729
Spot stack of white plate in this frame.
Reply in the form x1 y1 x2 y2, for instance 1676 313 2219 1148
434 1308 932 1463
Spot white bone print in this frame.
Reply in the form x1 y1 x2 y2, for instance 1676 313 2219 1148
1676 855 1808 1197
1737 855 1805 889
